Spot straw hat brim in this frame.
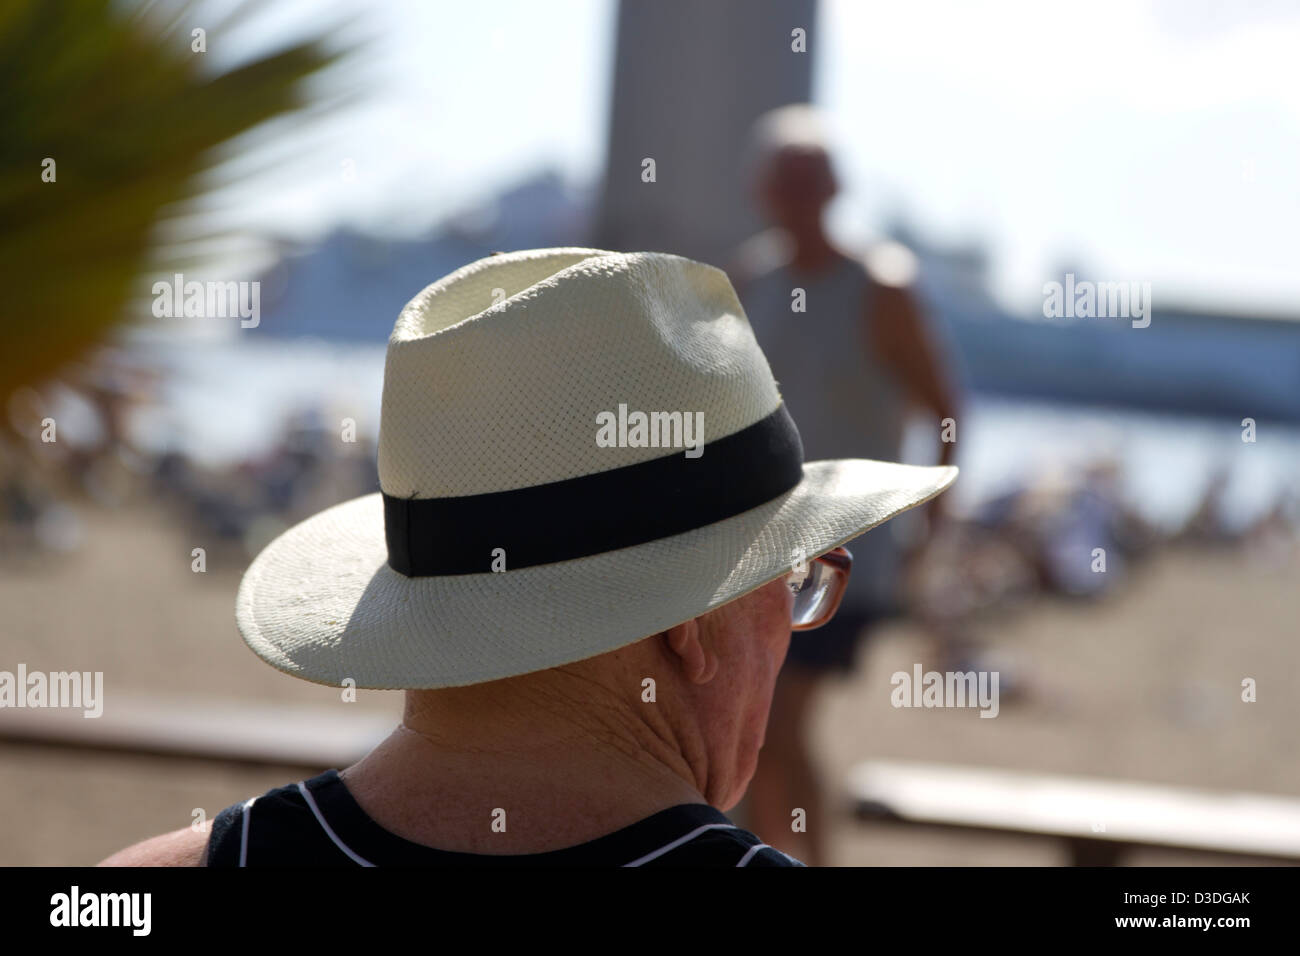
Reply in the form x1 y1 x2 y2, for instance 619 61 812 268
235 458 957 690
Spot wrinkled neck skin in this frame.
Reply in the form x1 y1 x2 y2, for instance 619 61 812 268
339 581 793 854
340 672 709 854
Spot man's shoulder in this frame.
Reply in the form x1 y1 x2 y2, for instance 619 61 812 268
861 239 919 289
729 229 793 291
98 774 323 867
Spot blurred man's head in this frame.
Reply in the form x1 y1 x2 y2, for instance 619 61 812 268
748 104 838 239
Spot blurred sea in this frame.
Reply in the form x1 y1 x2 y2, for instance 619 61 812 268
100 336 1300 534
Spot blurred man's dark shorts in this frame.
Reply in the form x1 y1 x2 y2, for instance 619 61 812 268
783 604 891 674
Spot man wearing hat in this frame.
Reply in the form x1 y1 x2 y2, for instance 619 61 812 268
100 248 955 867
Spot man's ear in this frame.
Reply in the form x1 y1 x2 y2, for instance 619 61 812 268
661 618 719 685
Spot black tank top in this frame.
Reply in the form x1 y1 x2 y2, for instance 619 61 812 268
205 770 804 867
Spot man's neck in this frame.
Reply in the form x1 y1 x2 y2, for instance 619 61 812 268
338 710 711 855
787 232 842 276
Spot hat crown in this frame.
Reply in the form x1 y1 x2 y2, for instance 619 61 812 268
378 248 782 498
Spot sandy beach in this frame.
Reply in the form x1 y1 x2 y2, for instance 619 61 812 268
1 501 1296 865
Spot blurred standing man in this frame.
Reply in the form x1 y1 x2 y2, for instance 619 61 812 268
732 105 959 865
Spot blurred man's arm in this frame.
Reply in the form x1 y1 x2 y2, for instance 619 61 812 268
97 824 210 866
863 242 960 469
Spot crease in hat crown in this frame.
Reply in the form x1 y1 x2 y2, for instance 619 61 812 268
377 248 785 500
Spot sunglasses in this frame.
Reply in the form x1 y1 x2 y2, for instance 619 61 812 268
785 546 853 630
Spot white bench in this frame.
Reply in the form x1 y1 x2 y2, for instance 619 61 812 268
0 694 395 770
848 759 1300 865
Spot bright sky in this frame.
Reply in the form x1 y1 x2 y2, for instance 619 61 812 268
817 0 1300 315
197 0 1300 316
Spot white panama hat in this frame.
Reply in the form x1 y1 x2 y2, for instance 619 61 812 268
236 248 957 690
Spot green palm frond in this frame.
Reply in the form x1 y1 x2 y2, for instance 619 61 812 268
0 0 352 406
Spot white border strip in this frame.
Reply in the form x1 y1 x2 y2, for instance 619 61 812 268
297 781 376 867
622 822 738 867
238 797 257 867
736 842 775 866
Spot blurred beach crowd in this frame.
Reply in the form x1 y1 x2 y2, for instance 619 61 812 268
5 343 1296 666
0 347 378 571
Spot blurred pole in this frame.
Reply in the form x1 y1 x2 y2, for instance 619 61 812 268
594 0 817 266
